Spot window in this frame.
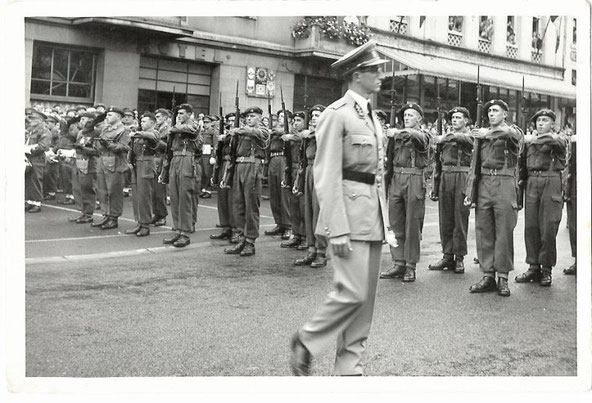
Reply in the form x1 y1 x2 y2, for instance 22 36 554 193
532 17 543 50
30 42 97 101
479 16 494 41
507 16 516 45
390 16 408 34
293 74 343 112
448 16 463 32
572 19 576 45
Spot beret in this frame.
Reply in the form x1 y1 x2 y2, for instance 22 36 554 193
142 112 157 122
397 103 424 122
276 109 292 119
122 109 135 117
483 99 509 112
106 106 125 117
224 112 236 120
309 104 325 115
94 104 105 109
293 111 306 119
530 108 556 123
447 106 471 121
155 108 172 117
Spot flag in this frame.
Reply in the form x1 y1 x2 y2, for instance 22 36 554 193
420 16 426 28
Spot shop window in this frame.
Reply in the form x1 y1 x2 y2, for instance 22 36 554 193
30 42 97 101
293 74 343 112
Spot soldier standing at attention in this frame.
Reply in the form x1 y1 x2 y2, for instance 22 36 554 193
223 107 270 257
151 108 171 226
199 115 217 199
428 107 473 273
564 131 576 275
379 103 432 283
160 103 202 248
24 110 51 213
294 105 328 268
467 99 523 297
514 109 568 286
290 41 396 376
91 107 131 230
125 112 160 237
42 114 60 201
264 110 292 240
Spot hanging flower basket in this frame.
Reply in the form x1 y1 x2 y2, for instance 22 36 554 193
291 16 372 45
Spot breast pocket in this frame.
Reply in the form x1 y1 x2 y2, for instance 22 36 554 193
101 156 116 173
342 180 375 236
349 134 375 166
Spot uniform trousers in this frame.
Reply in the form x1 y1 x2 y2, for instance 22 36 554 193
524 175 563 267
389 172 425 267
438 170 470 257
191 161 202 227
287 190 305 238
25 164 45 203
152 156 168 219
58 161 73 194
304 164 327 249
131 159 156 225
72 167 97 216
97 161 125 218
475 175 518 274
299 240 382 375
169 154 197 234
43 162 58 194
216 160 235 230
232 162 263 241
268 156 291 229
200 154 213 191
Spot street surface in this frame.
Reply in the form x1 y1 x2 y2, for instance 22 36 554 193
25 187 577 376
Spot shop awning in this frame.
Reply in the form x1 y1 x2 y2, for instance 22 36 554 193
377 46 576 100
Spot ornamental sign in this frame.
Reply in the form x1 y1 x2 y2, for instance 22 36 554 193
246 66 275 98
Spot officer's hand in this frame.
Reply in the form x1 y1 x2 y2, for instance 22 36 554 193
463 196 474 207
281 134 291 142
209 157 216 165
386 128 398 138
429 191 439 202
385 230 398 248
330 235 352 257
471 128 487 139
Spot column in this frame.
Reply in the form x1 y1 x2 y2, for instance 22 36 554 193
464 16 480 51
491 16 508 56
518 16 533 61
424 16 449 44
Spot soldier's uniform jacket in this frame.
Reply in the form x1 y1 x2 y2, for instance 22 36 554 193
154 121 170 157
313 91 389 242
74 127 99 174
269 128 286 153
386 127 432 169
440 127 473 166
130 129 159 158
523 132 567 172
55 131 76 152
201 126 218 154
49 127 60 150
94 121 131 173
169 118 202 155
478 124 522 169
303 129 318 161
25 124 51 166
234 124 270 159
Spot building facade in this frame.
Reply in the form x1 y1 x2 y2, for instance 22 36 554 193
25 15 577 129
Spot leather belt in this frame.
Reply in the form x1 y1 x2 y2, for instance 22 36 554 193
480 167 515 177
392 166 424 175
529 170 561 177
270 152 284 157
236 156 264 163
343 169 375 185
223 156 232 161
135 156 155 161
442 165 470 173
172 151 193 156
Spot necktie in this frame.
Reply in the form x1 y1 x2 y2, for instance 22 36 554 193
367 101 373 117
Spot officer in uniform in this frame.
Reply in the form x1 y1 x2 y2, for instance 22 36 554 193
199 115 217 198
42 114 60 200
152 108 171 226
223 106 270 256
68 113 101 223
294 105 329 268
428 107 473 273
515 109 568 286
467 99 523 297
564 132 576 275
25 110 51 213
290 41 396 376
159 103 202 248
210 112 240 242
264 110 292 240
91 107 131 230
125 112 160 237
379 103 432 282
56 117 78 205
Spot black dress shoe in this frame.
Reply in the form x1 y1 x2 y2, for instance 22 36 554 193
229 233 241 244
44 193 56 200
454 259 465 274
125 224 142 235
239 242 255 256
402 267 416 282
264 226 283 236
296 242 308 251
295 252 317 266
563 264 576 275
91 216 110 227
163 233 181 244
280 229 292 240
428 257 454 271
380 264 406 279
75 215 93 224
101 218 118 230
497 277 511 296
540 268 552 287
290 333 312 376
173 235 190 247
210 230 232 240
200 192 211 199
224 240 246 254
310 255 327 269
136 226 150 237
62 198 75 205
28 205 41 213
281 237 302 248
515 268 541 283
68 214 85 222
469 276 497 293
154 218 166 226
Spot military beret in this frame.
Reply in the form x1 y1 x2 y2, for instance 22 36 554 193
75 105 87 111
155 108 172 117
277 109 292 119
92 113 107 127
178 103 193 114
483 99 509 112
309 104 325 114
106 106 124 117
209 115 220 121
28 110 47 120
244 106 263 115
142 112 157 122
66 108 77 115
375 109 388 120
397 103 424 121
293 111 306 120
530 108 556 123
66 116 81 126
79 112 97 119
45 115 60 123
94 104 105 109
447 106 471 121
224 112 236 120
122 108 135 117
331 40 388 76
203 115 215 122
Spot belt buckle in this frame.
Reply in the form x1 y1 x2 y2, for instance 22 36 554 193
237 156 244 162
490 169 497 176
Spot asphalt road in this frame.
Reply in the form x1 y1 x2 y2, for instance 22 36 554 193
24 189 577 377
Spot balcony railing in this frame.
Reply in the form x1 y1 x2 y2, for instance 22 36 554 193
390 19 408 35
448 31 462 47
531 48 542 63
478 38 491 53
506 44 518 58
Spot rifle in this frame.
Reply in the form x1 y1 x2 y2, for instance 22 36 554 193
212 93 224 186
293 85 308 196
515 76 528 209
430 80 443 201
159 86 177 184
389 60 397 128
281 86 293 189
222 80 240 187
464 66 483 207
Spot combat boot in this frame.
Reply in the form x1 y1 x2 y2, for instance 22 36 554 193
264 226 283 236
469 276 497 293
136 226 150 237
428 255 454 271
163 232 181 244
210 229 232 240
497 277 511 297
229 232 241 244
540 267 552 287
402 267 416 282
91 215 109 227
563 263 576 275
173 235 190 248
281 236 302 248
224 240 246 254
380 264 406 279
280 228 292 240
125 224 142 235
101 217 118 230
310 254 327 269
454 257 465 274
295 252 316 266
515 267 542 283
239 241 256 257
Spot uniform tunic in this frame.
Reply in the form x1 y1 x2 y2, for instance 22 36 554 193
284 132 305 238
301 130 327 250
215 130 236 231
43 126 60 194
56 132 76 195
25 124 51 203
200 126 217 191
566 136 576 258
267 129 291 230
153 121 169 220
